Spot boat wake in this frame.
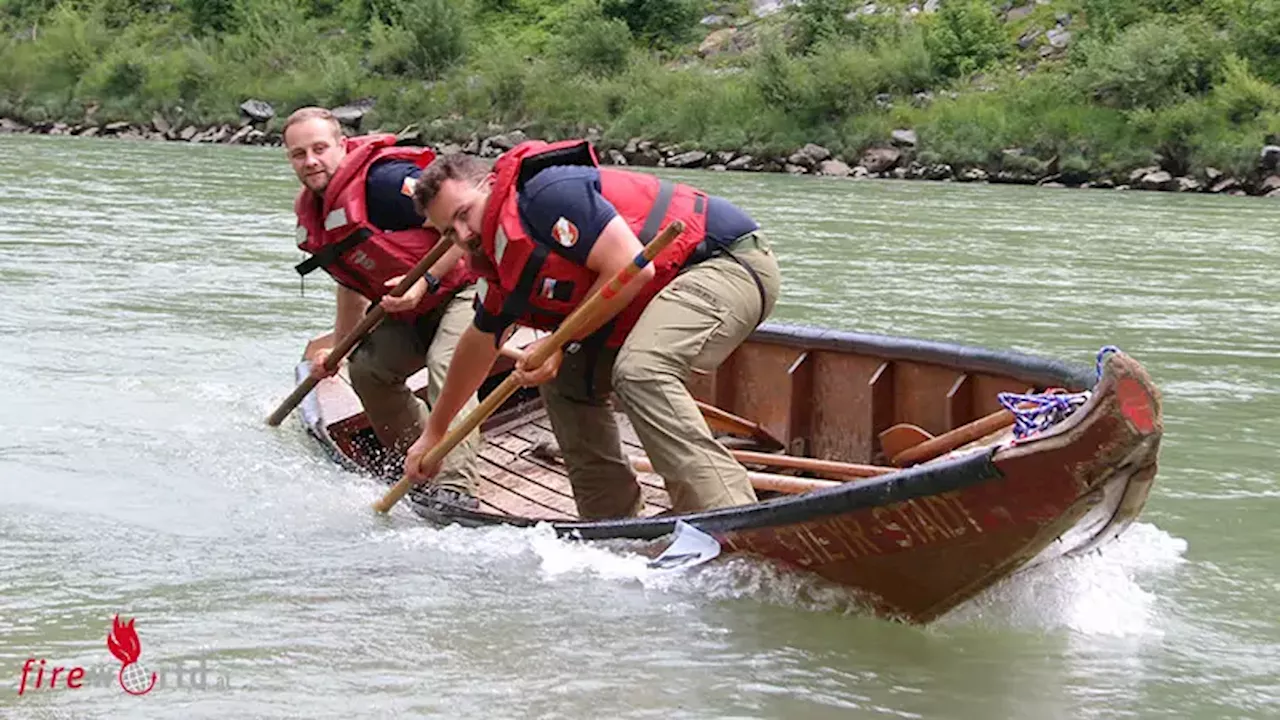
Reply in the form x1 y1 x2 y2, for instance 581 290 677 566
940 522 1188 636
377 517 1186 633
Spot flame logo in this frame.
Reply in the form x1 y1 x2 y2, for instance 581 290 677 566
106 615 157 696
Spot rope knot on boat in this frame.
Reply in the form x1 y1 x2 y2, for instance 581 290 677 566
997 345 1122 440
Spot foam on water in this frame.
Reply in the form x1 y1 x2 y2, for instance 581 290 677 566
942 522 1187 636
374 517 1187 629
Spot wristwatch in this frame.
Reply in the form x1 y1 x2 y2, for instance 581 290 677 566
424 272 441 294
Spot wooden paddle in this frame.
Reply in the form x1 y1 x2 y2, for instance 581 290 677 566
730 449 893 480
888 408 1014 467
372 220 685 514
630 456 840 496
694 400 785 451
265 237 453 427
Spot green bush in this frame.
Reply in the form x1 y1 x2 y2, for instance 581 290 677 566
1072 17 1224 110
788 0 856 55
924 0 1008 79
556 0 631 78
600 0 697 48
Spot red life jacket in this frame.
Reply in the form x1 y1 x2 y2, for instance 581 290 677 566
294 134 475 320
476 139 709 346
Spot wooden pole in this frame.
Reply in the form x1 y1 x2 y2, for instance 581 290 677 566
265 237 452 427
372 221 686 514
890 408 1014 467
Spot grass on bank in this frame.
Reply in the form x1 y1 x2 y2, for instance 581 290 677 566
1 0 1278 179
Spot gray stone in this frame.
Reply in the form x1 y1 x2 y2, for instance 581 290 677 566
331 98 376 128
714 150 736 165
851 165 871 179
0 118 26 133
1006 5 1034 22
1134 170 1175 191
485 130 526 152
1210 177 1241 194
784 163 808 175
1205 167 1223 184
1260 145 1280 172
1175 176 1202 193
103 121 130 134
239 99 275 123
1046 28 1072 48
818 159 852 177
726 155 756 171
698 28 738 59
700 14 728 26
958 167 989 182
860 147 902 174
923 0 940 12
708 164 728 172
1260 175 1280 194
891 129 917 148
151 113 170 134
787 143 831 168
753 0 785 18
228 125 254 144
78 126 99 137
666 150 708 168
1129 166 1161 184
606 149 627 166
1018 28 1042 49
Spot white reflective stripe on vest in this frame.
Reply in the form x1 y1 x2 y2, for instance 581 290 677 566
475 277 488 304
494 225 508 265
324 208 348 230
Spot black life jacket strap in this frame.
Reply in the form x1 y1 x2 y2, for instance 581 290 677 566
295 228 371 276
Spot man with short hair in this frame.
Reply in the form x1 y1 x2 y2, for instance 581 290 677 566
403 139 781 519
284 107 482 510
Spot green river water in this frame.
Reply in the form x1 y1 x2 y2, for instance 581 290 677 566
1 134 1277 719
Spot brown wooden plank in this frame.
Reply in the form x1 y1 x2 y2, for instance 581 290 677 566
786 351 814 456
475 475 570 521
476 455 579 518
945 373 974 431
868 360 895 462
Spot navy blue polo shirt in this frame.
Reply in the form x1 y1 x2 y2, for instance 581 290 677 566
473 165 758 333
363 159 425 231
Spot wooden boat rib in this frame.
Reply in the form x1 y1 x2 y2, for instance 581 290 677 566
293 323 1162 623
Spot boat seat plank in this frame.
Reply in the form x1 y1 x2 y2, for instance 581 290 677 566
476 454 580 518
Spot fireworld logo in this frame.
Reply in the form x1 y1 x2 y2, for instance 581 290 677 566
106 615 157 695
17 614 228 696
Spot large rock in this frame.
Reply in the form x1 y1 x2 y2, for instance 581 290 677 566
1134 170 1176 191
665 150 708 168
239 99 275 123
859 146 901 174
151 112 170 134
1260 146 1280 173
0 118 27 133
817 159 852 177
331 98 376 129
787 143 831 169
1260 175 1280 194
890 129 917 148
698 28 737 59
726 155 757 172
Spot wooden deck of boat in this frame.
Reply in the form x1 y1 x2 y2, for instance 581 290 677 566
471 406 673 521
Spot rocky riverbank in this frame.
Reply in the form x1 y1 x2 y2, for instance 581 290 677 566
4 107 1278 199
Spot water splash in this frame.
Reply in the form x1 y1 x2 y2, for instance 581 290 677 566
942 522 1187 636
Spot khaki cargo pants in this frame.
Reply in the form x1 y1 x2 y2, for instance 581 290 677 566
540 233 781 519
347 287 480 494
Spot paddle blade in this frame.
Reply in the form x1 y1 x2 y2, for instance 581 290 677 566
647 520 721 571
878 423 932 460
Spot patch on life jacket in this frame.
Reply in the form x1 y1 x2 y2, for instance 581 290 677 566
401 176 417 197
295 225 308 244
324 208 349 230
539 278 574 301
551 217 579 248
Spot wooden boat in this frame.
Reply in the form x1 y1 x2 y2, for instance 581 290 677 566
290 324 1162 623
